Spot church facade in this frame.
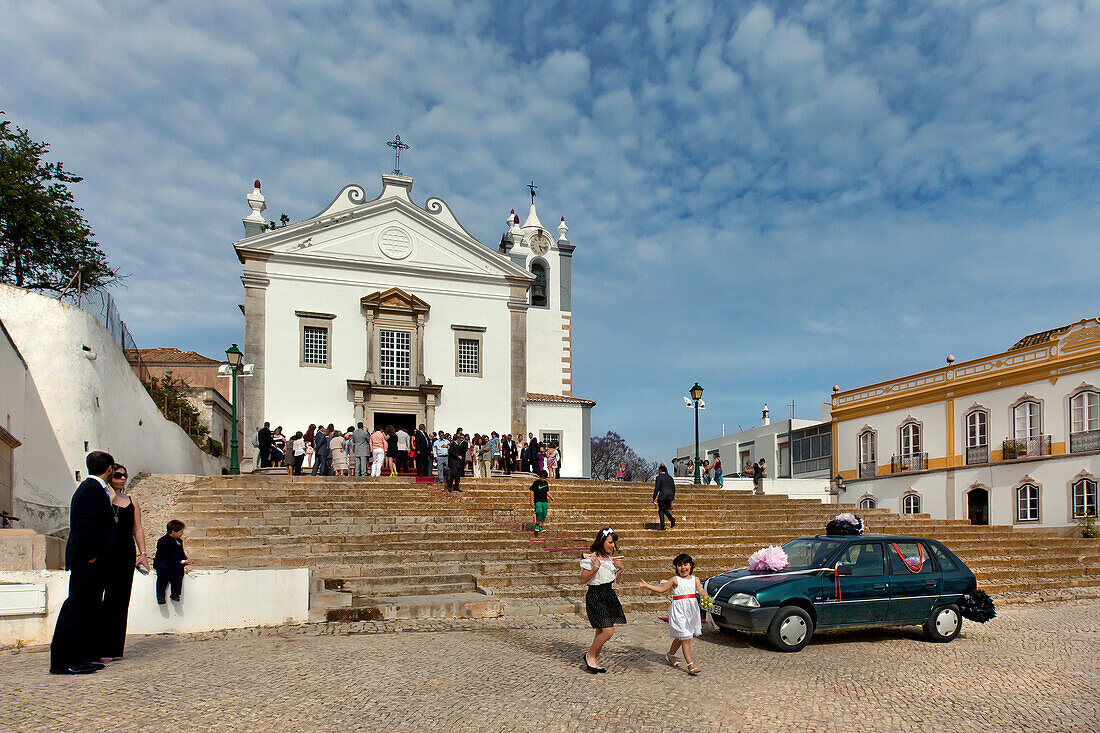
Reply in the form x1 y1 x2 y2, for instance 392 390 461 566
233 174 594 476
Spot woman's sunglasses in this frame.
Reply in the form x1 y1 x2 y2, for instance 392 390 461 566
113 472 127 480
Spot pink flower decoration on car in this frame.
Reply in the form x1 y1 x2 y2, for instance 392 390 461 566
748 545 789 572
835 512 858 525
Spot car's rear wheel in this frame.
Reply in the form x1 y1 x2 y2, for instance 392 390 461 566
766 605 813 652
924 604 961 642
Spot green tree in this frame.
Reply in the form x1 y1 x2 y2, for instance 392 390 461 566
0 112 121 292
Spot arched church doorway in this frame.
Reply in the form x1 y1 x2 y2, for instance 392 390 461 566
967 488 989 525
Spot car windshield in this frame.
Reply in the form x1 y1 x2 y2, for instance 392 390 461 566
781 539 842 571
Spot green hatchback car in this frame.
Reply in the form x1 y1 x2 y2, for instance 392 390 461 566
704 535 977 652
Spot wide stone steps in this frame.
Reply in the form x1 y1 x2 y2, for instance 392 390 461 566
169 475 1100 621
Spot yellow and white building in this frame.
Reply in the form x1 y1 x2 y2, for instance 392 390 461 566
832 318 1100 533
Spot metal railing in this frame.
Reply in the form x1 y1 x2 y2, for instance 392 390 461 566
965 445 989 465
891 453 927 472
858 461 877 479
1070 429 1100 454
792 456 831 475
1001 435 1051 460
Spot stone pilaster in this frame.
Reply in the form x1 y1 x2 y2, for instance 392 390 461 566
240 259 269 469
415 314 426 386
508 280 529 438
364 312 376 382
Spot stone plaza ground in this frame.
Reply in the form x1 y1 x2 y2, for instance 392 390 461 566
3 599 1098 732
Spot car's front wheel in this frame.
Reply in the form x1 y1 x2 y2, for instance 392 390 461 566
924 604 962 643
766 605 813 652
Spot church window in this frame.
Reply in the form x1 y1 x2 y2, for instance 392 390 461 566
540 431 562 447
379 330 411 386
302 325 329 366
457 338 480 376
297 310 336 369
901 493 921 515
530 261 548 307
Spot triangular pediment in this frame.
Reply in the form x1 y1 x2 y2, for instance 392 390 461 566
234 177 533 283
361 287 430 314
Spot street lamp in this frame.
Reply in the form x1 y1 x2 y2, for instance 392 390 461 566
690 382 703 485
225 343 244 475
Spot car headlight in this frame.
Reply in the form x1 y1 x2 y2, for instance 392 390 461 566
729 593 760 608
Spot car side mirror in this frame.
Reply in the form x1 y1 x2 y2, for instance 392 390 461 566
836 563 854 576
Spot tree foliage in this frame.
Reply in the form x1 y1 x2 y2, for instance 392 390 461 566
590 431 659 482
0 113 121 293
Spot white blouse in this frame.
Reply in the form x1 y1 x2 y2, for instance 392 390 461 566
580 554 620 586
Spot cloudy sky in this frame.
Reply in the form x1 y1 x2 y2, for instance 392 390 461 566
2 0 1098 460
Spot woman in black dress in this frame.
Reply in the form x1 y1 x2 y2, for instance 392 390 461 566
384 425 399 476
99 464 148 663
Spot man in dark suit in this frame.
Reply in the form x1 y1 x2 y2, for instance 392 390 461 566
651 463 676 530
50 451 117 674
258 422 273 468
312 426 330 476
446 429 467 493
520 441 532 474
414 424 431 476
501 434 517 475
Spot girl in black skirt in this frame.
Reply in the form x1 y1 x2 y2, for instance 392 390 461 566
579 527 625 673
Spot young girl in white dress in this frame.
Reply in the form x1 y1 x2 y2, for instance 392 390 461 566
636 553 709 675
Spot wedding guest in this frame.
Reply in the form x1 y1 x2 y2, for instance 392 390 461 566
51 452 117 674
331 429 349 476
384 425 399 477
478 435 492 478
99 464 148 663
271 427 286 466
288 431 306 476
154 520 192 604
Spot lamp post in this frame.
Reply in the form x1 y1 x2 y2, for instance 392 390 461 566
690 382 704 485
225 344 243 475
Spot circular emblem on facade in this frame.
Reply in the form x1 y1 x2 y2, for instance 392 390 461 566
378 226 413 260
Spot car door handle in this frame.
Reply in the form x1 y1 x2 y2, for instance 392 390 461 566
873 583 887 590
924 580 937 587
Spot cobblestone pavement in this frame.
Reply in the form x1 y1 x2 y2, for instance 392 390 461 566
4 599 1098 733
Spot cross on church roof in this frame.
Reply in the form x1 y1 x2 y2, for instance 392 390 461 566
527 181 538 204
387 135 410 175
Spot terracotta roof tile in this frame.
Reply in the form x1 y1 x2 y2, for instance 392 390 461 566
126 348 223 365
526 392 596 406
1008 325 1073 351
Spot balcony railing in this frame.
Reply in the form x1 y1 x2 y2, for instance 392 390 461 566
891 453 927 472
858 461 877 479
965 445 989 465
793 456 831 476
1001 435 1051 460
1070 429 1100 454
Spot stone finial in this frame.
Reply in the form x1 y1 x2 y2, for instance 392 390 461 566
557 215 569 243
243 180 267 236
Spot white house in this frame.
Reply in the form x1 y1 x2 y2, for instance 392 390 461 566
233 174 594 476
832 318 1100 533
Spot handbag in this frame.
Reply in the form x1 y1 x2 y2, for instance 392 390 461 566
408 450 416 458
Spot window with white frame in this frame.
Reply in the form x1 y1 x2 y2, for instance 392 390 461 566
966 410 987 448
1013 400 1041 439
457 338 480 376
899 422 921 457
1073 478 1097 518
379 329 411 386
859 497 876 510
1071 391 1100 434
902 493 920 514
859 430 876 463
302 325 329 366
1016 484 1040 522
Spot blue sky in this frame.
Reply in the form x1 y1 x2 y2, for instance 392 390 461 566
2 1 1098 461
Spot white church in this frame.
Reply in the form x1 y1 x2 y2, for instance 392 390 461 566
232 173 594 476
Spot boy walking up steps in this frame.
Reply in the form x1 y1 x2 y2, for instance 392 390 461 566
529 471 552 532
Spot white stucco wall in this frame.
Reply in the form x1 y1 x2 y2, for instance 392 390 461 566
0 567 309 646
0 321 29 511
836 403 947 473
0 285 221 533
526 402 591 477
261 259 515 434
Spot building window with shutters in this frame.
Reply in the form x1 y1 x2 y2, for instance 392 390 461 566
1070 390 1100 453
1016 484 1040 522
858 429 876 478
1072 478 1097 519
901 493 921 515
965 409 989 464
